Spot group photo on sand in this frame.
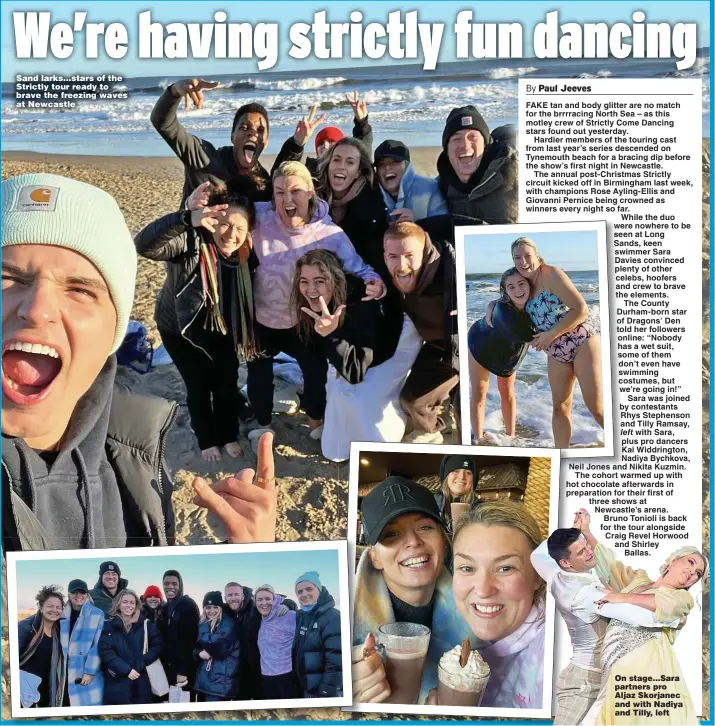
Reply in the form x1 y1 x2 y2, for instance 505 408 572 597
455 222 613 453
7 543 351 716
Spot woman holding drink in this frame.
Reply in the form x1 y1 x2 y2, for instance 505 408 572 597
352 476 481 705
433 455 477 533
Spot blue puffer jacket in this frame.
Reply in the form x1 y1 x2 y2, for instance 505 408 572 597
98 615 162 705
193 615 240 699
292 587 342 698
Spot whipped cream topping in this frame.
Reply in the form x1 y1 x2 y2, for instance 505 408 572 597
438 645 490 690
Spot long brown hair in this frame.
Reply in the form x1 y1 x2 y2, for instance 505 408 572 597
291 249 348 342
316 137 374 203
453 501 546 615
498 266 531 310
109 589 141 630
22 585 64 657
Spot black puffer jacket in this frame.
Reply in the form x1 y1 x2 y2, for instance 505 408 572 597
99 615 162 705
161 575 200 688
134 211 258 349
292 587 342 698
437 125 518 225
330 184 390 282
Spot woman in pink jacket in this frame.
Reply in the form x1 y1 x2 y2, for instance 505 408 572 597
247 161 384 443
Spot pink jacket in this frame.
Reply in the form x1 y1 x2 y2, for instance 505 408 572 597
252 199 379 329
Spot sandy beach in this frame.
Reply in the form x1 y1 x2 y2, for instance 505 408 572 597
0 145 447 722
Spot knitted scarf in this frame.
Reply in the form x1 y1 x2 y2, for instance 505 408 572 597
197 229 256 360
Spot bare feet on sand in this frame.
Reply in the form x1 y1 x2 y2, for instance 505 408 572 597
202 446 221 462
224 441 243 458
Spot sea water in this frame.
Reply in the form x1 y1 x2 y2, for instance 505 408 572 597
2 53 709 155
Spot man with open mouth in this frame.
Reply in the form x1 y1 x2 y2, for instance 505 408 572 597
436 105 518 226
382 221 459 445
374 140 448 222
1 173 178 553
532 511 686 725
151 77 305 203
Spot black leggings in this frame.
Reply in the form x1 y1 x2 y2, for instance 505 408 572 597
261 672 298 700
161 330 251 450
246 323 328 426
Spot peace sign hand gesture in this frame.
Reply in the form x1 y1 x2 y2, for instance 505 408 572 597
346 90 368 121
171 78 221 110
301 296 346 337
293 104 328 146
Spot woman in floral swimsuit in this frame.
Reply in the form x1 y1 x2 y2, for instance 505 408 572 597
502 237 604 448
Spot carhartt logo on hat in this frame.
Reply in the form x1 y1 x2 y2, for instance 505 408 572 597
463 460 469 467
108 564 115 571
382 482 416 507
460 116 473 126
17 185 59 212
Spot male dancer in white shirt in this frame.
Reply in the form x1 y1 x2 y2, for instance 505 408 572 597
532 510 679 724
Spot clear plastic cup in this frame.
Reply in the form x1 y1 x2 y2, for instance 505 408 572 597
376 623 431 705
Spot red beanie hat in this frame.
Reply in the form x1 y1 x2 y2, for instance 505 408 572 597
143 585 163 600
315 126 344 152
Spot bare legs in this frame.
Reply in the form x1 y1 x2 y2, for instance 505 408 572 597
469 353 517 439
548 335 604 448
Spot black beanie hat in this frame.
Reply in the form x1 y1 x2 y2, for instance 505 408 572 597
203 591 224 607
440 455 476 482
442 106 491 151
99 561 121 577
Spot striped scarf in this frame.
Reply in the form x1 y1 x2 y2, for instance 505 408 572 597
197 230 256 360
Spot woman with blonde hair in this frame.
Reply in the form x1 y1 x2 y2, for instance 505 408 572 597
247 160 385 444
194 591 240 701
98 589 162 705
497 237 603 448
18 585 66 707
446 500 546 709
576 509 705 725
290 249 421 461
316 137 392 277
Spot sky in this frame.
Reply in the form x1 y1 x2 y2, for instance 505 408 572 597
13 549 342 612
1 1 710 82
465 229 599 273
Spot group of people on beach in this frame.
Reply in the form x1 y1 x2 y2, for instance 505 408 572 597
139 79 517 461
351 468 705 722
468 237 604 447
0 78 519 554
19 562 342 708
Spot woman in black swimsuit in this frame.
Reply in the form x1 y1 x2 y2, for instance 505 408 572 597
467 267 535 441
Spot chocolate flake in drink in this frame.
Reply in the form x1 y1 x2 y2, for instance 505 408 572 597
459 638 470 668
